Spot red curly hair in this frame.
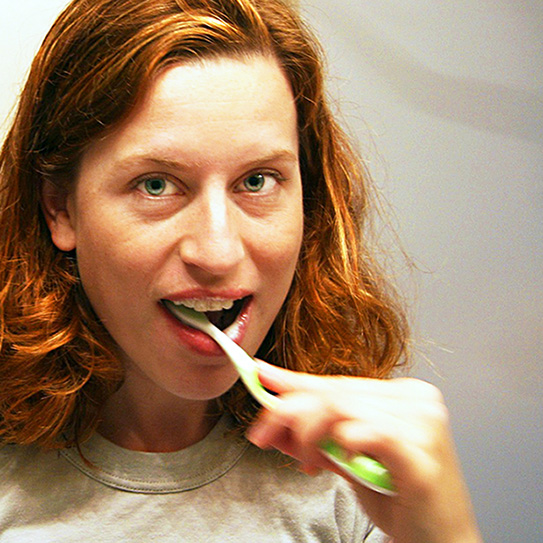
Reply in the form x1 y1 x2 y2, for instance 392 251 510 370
0 0 409 449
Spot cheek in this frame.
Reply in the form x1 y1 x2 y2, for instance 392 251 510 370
254 211 304 279
262 235 301 269
73 213 165 312
74 201 161 271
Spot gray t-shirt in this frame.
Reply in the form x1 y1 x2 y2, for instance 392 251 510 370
0 416 387 542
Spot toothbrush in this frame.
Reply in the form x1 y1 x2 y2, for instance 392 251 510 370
164 301 396 496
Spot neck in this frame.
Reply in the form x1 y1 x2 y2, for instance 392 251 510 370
97 383 220 452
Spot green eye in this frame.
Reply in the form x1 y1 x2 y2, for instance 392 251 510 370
243 173 266 192
144 178 167 196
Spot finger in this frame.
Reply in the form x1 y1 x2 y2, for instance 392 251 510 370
255 364 418 430
255 360 329 395
257 360 413 401
248 392 338 465
331 416 462 503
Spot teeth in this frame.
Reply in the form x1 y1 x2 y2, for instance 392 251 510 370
172 299 235 312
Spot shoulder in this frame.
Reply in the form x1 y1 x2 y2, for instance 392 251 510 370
0 443 37 476
0 443 67 495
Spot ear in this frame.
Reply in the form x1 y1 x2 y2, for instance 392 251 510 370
40 179 77 252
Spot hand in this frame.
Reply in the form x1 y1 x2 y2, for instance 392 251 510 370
246 361 482 543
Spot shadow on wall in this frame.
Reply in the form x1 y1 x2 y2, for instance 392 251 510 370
332 14 543 145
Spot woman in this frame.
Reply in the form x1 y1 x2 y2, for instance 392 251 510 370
0 0 481 541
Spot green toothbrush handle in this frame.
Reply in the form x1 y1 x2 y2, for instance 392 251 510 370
320 438 396 496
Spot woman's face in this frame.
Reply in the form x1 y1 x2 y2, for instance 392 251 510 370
48 55 303 404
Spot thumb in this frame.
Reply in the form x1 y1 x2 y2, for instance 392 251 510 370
255 360 327 395
255 360 295 394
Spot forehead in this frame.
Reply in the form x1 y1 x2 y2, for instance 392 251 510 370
79 54 299 175
144 54 295 123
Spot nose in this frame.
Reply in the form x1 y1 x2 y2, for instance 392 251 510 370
178 190 246 278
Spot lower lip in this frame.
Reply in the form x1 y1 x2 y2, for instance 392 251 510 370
160 301 250 357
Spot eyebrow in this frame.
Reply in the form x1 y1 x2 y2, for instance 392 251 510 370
115 149 299 172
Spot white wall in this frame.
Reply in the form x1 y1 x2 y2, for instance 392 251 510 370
300 1 543 541
0 1 72 134
2 2 542 541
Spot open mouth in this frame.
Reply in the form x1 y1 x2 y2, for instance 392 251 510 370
202 297 247 331
164 296 250 332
